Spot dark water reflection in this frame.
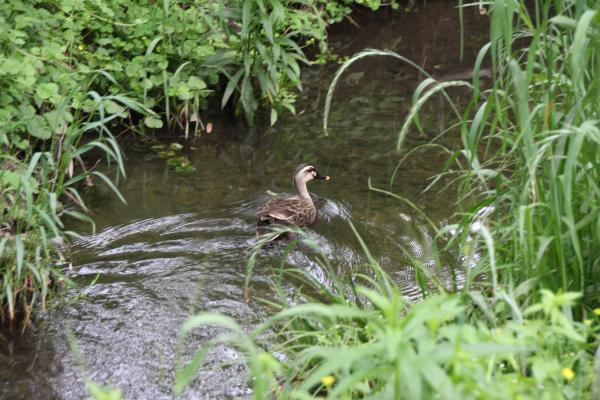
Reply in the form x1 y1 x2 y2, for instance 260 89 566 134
0 2 488 399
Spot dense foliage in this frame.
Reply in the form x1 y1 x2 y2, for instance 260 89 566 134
448 0 600 306
178 227 598 399
1 0 397 134
0 105 132 323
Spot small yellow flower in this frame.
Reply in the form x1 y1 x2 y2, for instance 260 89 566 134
594 308 600 316
321 375 335 387
562 367 575 381
584 319 592 326
78 44 84 51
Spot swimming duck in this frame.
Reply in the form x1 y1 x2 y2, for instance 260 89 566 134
257 164 330 236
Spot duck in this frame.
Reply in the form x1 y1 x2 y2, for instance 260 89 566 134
257 164 330 237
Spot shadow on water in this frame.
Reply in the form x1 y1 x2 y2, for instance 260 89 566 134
0 2 489 399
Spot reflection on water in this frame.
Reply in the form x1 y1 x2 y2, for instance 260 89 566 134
0 2 488 399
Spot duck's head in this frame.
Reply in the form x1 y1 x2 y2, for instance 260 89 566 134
293 163 330 186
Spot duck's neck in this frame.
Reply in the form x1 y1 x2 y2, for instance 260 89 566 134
295 179 311 199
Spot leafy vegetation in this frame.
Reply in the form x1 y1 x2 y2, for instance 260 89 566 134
177 226 599 399
1 0 354 135
454 0 600 305
178 0 600 398
0 90 156 324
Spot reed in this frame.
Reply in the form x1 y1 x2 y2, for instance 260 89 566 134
0 90 153 325
325 0 600 308
447 0 600 306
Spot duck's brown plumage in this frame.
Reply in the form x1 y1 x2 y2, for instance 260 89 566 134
258 195 316 227
256 164 329 237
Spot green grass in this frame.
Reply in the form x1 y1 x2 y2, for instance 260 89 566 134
448 0 600 305
329 0 600 307
0 90 154 325
177 226 598 399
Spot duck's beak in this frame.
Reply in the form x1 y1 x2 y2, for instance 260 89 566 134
315 172 330 180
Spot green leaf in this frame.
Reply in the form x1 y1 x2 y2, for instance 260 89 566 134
175 347 210 395
2 58 22 75
222 69 243 109
143 78 154 90
169 142 183 151
188 76 206 91
22 63 35 78
5 284 14 320
145 36 163 59
208 73 219 85
182 313 244 335
174 85 193 100
44 110 68 133
241 0 252 39
27 115 52 140
91 171 127 204
262 16 274 43
105 100 127 117
36 83 59 100
15 235 24 279
144 116 163 129
63 210 96 232
0 171 23 189
270 108 277 125
15 138 30 149
550 15 577 30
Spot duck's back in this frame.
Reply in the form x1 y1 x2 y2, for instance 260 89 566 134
258 195 316 227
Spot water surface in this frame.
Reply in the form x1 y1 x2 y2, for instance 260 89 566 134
0 3 489 399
